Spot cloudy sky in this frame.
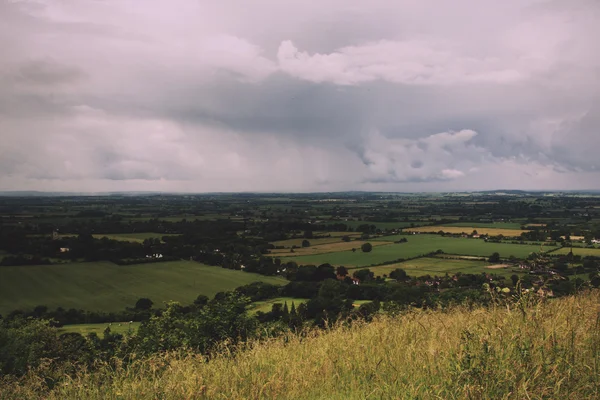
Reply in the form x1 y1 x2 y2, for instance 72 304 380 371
1 0 599 192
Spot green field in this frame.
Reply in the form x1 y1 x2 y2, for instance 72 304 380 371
272 236 355 248
552 247 600 257
91 233 179 243
371 234 412 242
358 257 515 278
0 261 286 315
280 235 555 267
249 297 308 314
59 322 141 335
341 220 417 230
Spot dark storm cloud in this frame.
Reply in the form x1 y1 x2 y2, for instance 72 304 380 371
0 0 599 192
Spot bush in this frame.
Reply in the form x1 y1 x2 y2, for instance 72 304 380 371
488 252 500 263
361 243 373 253
389 268 407 281
135 298 153 311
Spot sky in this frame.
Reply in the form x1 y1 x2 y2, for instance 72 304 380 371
1 0 599 193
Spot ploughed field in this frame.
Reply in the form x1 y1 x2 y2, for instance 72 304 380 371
275 235 556 267
0 261 285 315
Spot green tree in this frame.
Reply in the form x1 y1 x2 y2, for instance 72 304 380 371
0 319 62 376
135 298 153 311
488 252 500 263
288 302 303 330
282 302 290 322
389 268 407 281
353 269 375 282
336 266 348 277
510 274 519 286
136 293 256 355
301 239 311 248
361 242 373 253
193 295 209 307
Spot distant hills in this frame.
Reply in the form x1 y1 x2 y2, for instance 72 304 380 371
1 189 599 197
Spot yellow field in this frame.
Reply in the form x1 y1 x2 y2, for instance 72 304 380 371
269 240 392 257
404 226 527 237
562 236 585 241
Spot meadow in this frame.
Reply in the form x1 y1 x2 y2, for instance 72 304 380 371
551 247 600 257
248 297 308 314
59 322 141 335
341 220 417 230
271 234 361 249
404 225 527 237
359 257 496 277
279 235 555 267
0 261 286 315
269 240 391 257
91 233 179 243
7 291 599 399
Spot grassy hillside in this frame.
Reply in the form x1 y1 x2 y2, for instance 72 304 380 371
0 261 286 314
8 291 599 399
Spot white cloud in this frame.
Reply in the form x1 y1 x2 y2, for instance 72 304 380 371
278 40 528 85
358 130 490 183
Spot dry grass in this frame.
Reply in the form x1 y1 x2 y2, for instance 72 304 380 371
5 291 600 399
486 264 510 269
404 226 528 237
563 236 586 241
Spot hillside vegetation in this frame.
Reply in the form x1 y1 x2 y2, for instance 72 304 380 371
4 290 599 400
